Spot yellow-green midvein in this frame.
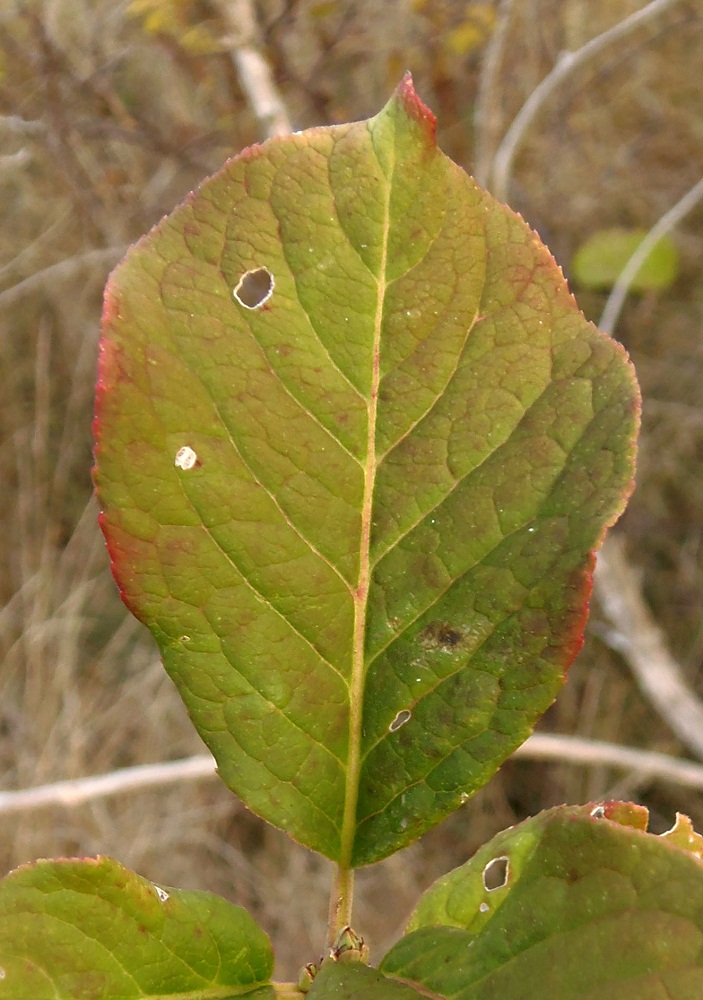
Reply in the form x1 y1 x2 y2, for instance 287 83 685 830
328 145 394 944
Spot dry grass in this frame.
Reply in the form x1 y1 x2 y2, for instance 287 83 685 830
1 0 703 977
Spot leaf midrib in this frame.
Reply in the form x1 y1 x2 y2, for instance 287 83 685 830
338 138 395 869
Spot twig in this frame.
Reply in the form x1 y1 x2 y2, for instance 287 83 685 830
473 0 515 187
599 174 703 335
0 115 46 136
0 149 33 174
489 0 689 202
0 246 127 310
4 732 703 817
212 0 292 139
515 732 703 793
592 167 703 763
595 534 703 761
0 755 217 816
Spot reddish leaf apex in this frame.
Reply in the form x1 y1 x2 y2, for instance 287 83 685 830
394 72 437 143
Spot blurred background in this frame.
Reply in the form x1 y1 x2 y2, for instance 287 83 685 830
1 0 703 977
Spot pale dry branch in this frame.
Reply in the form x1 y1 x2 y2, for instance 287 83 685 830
213 0 292 139
4 733 703 817
0 246 127 310
0 149 33 174
591 169 703 763
515 732 703 792
0 755 217 816
473 0 515 188
599 174 703 335
595 534 703 761
0 115 46 136
489 0 689 203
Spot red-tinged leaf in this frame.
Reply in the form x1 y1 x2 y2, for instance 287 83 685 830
94 75 639 866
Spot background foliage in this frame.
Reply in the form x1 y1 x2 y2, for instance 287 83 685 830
1 0 702 977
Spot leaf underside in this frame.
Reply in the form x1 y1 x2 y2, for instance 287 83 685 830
94 76 639 866
381 802 703 999
0 855 273 1000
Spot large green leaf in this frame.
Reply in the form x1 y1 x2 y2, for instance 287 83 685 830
306 961 424 1000
381 802 703 998
94 75 639 866
0 856 273 999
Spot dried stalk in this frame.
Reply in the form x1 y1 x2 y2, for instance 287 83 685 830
490 0 689 202
5 732 703 817
212 0 291 139
595 535 703 761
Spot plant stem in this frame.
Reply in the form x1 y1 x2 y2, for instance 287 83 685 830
327 863 355 948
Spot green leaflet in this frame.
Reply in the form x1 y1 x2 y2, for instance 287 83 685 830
94 76 639 866
0 855 273 999
381 803 703 999
572 227 679 292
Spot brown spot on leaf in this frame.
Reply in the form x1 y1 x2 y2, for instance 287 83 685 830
420 621 463 650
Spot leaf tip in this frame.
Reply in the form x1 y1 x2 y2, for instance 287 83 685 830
393 72 437 143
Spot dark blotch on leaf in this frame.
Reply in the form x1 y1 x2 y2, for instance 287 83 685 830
420 622 463 650
234 267 274 309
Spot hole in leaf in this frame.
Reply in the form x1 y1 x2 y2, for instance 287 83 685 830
482 856 510 891
155 886 169 902
174 446 198 470
0 967 5 980
590 804 606 819
479 902 489 913
233 267 274 309
389 709 412 732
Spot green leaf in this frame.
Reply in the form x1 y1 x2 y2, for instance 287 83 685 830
571 227 679 292
94 75 639 866
380 802 703 998
306 961 425 1000
0 855 273 999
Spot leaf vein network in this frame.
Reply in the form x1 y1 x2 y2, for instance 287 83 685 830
169 466 348 686
205 627 347 768
370 365 576 570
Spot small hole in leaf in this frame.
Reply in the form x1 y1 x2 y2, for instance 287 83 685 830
0 967 5 980
234 267 274 309
389 709 412 732
155 886 169 902
482 856 510 891
479 902 489 913
174 446 198 470
590 805 606 819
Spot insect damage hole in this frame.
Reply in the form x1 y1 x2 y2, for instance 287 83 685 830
233 267 274 309
155 886 170 902
174 445 198 470
590 804 606 819
482 856 510 891
389 709 412 733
